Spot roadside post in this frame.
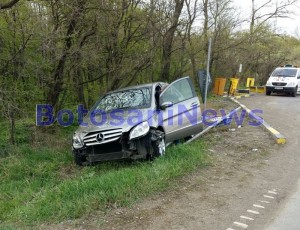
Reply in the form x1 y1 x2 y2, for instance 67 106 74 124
204 38 212 111
198 38 212 110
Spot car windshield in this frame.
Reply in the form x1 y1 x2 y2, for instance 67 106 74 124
272 68 297 77
93 87 152 112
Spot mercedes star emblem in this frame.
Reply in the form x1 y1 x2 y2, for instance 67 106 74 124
96 133 105 142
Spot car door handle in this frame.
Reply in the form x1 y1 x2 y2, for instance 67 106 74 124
190 102 198 107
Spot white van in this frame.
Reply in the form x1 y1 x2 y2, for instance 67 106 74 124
265 66 300 97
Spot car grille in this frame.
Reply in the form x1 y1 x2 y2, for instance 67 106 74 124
88 141 123 154
83 128 123 146
272 82 287 86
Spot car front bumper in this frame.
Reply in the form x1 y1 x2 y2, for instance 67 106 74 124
266 86 295 93
72 132 155 164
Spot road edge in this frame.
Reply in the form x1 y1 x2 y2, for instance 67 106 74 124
230 97 286 144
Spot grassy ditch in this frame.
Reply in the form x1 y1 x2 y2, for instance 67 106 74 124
0 123 210 228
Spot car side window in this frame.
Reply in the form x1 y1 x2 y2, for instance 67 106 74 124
160 78 194 104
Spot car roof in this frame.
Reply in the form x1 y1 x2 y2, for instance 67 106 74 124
108 82 167 93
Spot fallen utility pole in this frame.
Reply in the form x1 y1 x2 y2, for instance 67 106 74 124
185 106 242 144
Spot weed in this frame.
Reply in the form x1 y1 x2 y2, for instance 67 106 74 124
0 121 209 228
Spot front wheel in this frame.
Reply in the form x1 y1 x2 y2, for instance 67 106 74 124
291 87 297 97
266 90 271 96
73 153 86 166
153 137 166 157
149 130 165 159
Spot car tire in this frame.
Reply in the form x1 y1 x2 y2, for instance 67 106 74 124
266 90 271 96
149 130 165 159
153 137 166 157
291 87 297 97
74 153 86 166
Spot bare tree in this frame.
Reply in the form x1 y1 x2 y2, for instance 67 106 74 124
46 0 88 110
202 0 209 41
184 0 199 81
250 0 298 33
161 0 185 81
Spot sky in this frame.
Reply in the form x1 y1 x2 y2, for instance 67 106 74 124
232 0 300 36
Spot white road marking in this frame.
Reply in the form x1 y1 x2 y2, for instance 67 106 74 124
240 216 254 221
268 190 278 195
259 200 270 204
264 195 275 199
253 204 265 209
247 209 260 214
234 222 248 229
226 189 278 229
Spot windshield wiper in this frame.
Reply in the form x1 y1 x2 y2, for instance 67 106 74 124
116 106 134 110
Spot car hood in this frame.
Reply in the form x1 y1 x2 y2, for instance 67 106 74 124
75 108 158 135
269 76 295 81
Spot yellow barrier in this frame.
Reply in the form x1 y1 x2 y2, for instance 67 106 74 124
213 78 227 96
229 78 239 95
257 86 266 93
249 86 266 93
249 86 257 93
246 78 255 87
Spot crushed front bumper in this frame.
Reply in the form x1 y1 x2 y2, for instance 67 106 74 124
72 131 156 164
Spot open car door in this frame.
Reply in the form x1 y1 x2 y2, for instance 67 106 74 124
159 77 202 143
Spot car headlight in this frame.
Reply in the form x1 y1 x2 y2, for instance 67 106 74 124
129 121 150 140
73 133 83 149
266 81 272 86
287 82 295 87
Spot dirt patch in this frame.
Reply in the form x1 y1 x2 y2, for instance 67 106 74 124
42 97 280 230
95 125 278 230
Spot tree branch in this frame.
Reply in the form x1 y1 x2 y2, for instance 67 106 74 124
0 0 20 10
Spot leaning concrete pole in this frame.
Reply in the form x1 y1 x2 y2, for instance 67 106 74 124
204 38 212 111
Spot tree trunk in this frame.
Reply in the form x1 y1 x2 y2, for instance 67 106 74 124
46 1 86 111
250 0 255 34
161 0 184 81
203 0 209 42
0 0 19 10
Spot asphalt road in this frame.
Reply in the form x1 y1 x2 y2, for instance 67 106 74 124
238 93 300 229
265 179 300 229
95 93 300 230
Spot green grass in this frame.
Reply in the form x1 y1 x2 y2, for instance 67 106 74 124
0 121 210 228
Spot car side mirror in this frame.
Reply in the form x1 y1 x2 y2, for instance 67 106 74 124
160 101 173 110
